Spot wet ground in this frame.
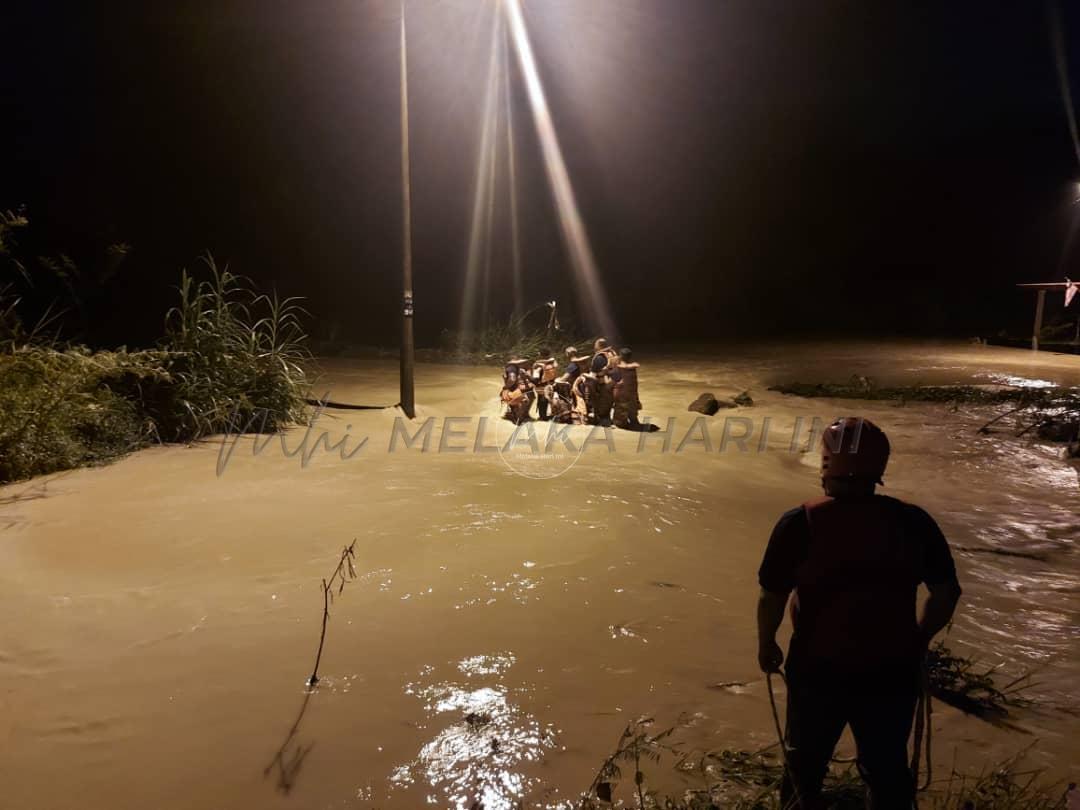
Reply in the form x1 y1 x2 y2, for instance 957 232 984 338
1 341 1078 808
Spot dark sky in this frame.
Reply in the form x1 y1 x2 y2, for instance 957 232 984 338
3 0 1080 347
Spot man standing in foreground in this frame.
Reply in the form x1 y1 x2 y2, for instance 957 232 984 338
756 417 962 809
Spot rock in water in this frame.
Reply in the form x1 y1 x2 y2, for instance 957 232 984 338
688 393 720 415
733 390 754 407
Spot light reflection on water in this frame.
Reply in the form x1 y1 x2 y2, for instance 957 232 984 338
975 372 1059 389
391 653 557 810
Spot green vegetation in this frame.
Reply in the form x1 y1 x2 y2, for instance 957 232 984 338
0 347 168 482
159 258 311 440
0 239 312 484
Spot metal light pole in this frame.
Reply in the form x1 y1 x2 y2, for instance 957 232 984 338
399 2 416 418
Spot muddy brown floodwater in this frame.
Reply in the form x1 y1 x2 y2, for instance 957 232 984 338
2 341 1079 809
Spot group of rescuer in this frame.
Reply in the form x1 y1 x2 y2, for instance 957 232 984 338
499 337 643 429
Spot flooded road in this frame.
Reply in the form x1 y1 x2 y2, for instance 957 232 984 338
2 341 1078 808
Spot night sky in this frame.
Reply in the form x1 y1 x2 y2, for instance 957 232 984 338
3 1 1080 347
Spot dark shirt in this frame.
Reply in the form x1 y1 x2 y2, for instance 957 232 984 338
759 497 957 594
758 494 959 679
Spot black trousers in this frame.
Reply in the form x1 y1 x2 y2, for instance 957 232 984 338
536 395 549 420
780 671 917 809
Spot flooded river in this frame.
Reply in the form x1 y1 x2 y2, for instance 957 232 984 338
2 341 1078 808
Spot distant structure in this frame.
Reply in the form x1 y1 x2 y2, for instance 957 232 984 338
1016 278 1079 350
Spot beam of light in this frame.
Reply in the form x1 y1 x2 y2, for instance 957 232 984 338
1046 3 1080 280
459 6 502 339
504 0 618 340
481 53 500 328
502 20 525 324
1049 1 1080 170
1058 199 1080 275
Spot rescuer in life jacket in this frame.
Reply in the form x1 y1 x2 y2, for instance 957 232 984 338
756 417 962 809
592 337 618 369
611 347 642 429
500 363 534 424
543 382 576 424
531 348 559 421
561 345 589 384
586 352 614 425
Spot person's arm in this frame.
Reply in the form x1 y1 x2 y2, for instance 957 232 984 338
757 589 789 672
755 507 807 673
918 579 961 648
909 504 962 649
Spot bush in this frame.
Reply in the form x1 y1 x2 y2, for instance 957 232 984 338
0 347 167 482
0 255 312 484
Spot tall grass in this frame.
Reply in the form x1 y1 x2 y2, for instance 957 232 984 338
159 255 311 439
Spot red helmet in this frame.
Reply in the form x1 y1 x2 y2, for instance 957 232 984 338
820 417 890 484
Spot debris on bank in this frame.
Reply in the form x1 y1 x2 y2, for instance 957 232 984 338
926 641 1035 727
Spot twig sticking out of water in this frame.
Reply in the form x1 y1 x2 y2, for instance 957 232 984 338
308 539 358 687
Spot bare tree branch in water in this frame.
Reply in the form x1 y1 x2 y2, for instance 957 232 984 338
309 538 358 686
263 539 359 795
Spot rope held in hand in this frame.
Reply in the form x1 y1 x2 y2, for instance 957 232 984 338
910 659 933 793
766 670 804 810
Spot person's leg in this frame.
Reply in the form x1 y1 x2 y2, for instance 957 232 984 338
538 395 549 421
613 401 628 429
848 687 917 810
781 676 848 809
